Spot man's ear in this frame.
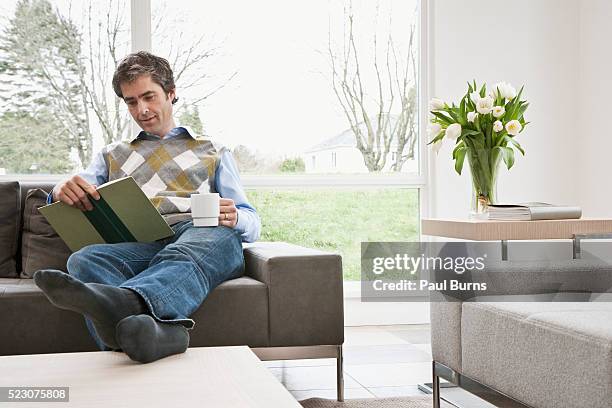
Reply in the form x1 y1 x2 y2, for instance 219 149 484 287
168 89 178 104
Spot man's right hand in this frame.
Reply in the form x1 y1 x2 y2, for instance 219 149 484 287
52 175 101 211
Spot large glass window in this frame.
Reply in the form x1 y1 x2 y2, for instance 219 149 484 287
0 0 131 176
0 0 424 283
151 0 420 176
247 189 419 280
150 0 423 280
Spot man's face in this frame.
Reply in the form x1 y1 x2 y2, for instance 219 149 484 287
121 74 176 137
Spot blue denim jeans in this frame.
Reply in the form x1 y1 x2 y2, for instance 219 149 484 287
66 220 245 351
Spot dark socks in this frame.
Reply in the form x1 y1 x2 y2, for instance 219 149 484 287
115 314 189 363
33 269 147 350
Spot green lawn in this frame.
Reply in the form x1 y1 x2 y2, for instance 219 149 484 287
245 189 420 280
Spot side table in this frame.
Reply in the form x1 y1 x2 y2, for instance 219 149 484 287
421 218 612 260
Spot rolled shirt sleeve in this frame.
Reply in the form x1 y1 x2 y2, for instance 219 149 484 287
214 150 261 243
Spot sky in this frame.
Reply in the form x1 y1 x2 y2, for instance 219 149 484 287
1 0 418 160
153 0 419 158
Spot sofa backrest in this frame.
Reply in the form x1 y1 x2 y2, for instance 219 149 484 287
0 181 21 278
0 181 60 278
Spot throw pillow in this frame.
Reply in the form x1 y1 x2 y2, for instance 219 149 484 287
0 182 21 278
20 188 72 278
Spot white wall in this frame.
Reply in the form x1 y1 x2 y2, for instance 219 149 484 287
577 0 612 217
429 0 582 218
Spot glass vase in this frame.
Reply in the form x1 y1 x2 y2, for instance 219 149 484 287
466 148 502 219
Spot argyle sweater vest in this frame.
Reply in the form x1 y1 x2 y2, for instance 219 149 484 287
102 133 224 225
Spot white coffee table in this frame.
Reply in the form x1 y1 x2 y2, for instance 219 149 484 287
0 346 301 407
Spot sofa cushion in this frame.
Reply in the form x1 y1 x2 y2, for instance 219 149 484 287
20 189 72 278
461 301 612 408
189 276 269 347
0 182 20 278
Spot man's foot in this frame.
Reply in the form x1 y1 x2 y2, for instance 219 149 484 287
33 269 147 350
115 314 189 363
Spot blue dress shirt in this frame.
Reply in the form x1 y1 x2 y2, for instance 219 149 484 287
47 127 261 243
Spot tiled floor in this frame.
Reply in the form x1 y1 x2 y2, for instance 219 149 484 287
265 324 495 407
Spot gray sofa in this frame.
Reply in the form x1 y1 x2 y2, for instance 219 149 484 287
0 181 345 400
430 259 612 408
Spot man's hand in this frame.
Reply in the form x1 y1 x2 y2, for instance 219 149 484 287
52 175 100 211
219 198 238 228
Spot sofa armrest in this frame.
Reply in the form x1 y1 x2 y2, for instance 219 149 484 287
243 242 344 347
430 298 463 372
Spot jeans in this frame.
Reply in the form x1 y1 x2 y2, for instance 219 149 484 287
66 220 245 351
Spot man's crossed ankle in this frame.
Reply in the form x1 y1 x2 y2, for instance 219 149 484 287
33 270 189 363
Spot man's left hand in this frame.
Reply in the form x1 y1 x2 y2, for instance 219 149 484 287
219 198 238 228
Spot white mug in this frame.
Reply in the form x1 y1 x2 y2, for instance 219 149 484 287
190 193 220 227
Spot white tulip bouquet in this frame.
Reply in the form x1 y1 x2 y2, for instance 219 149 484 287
427 81 529 215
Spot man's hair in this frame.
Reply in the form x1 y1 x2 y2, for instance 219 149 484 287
112 51 178 104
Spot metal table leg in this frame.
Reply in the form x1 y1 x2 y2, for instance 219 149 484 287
501 239 508 260
572 233 612 259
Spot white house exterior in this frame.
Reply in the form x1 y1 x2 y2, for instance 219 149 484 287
303 117 418 174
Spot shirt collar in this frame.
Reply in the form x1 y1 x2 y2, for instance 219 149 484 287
129 125 202 143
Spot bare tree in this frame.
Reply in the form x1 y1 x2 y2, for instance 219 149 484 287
326 1 418 172
78 0 131 146
1 0 238 171
232 145 260 173
74 0 237 145
0 0 93 165
151 2 237 119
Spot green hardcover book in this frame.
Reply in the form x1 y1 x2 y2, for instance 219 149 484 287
38 176 175 252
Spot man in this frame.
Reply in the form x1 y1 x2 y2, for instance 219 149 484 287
33 51 260 363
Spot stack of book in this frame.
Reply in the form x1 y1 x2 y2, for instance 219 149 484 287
487 202 582 221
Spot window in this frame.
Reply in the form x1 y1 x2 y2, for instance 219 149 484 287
247 188 420 280
0 0 131 177
151 0 425 281
151 0 420 178
1 0 429 285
